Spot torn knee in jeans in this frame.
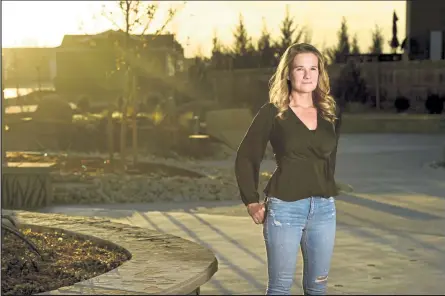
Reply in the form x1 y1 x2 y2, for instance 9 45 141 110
314 275 328 283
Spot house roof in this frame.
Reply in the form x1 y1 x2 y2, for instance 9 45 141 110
60 29 183 54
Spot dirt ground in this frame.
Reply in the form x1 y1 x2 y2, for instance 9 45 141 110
1 228 129 296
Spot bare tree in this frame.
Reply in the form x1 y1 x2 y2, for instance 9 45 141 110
100 1 184 168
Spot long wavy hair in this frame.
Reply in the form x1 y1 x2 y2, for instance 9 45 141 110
269 43 337 123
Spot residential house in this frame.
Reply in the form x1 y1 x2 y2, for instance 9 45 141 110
2 47 56 88
55 30 186 97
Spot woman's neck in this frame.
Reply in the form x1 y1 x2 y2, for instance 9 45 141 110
289 91 314 108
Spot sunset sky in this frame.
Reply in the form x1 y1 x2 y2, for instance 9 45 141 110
2 1 406 58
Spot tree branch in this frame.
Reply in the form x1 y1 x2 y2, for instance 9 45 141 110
138 3 160 36
152 7 177 37
101 4 122 32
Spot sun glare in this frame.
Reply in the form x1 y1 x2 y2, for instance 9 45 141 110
2 1 89 47
2 1 405 57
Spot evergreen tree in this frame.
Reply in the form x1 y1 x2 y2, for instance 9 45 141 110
211 30 226 69
370 24 384 54
303 26 313 44
232 13 255 69
233 13 249 56
351 34 360 54
257 18 276 67
325 17 351 64
337 17 351 59
277 5 304 57
389 11 400 53
279 5 295 50
211 30 222 55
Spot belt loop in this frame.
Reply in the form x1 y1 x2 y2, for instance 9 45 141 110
309 196 315 216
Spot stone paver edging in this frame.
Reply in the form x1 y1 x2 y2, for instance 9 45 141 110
7 210 218 295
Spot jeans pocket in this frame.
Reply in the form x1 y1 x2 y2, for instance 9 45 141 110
266 197 282 203
315 196 335 217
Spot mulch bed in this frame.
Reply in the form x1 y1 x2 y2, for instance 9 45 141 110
6 152 204 178
1 228 130 296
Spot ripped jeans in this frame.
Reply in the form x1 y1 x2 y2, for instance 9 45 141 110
263 196 336 295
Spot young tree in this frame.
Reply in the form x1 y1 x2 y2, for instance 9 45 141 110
369 24 385 54
351 34 360 54
101 1 181 167
389 10 400 53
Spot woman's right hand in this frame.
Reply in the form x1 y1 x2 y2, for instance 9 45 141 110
247 202 266 224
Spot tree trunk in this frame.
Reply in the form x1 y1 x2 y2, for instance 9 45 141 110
374 62 381 110
120 99 128 168
131 74 138 166
132 106 138 166
107 105 114 162
2 55 6 166
120 4 131 171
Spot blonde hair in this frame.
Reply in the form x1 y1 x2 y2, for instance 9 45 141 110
269 43 337 123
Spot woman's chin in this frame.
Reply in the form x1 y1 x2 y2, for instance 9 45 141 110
296 86 316 93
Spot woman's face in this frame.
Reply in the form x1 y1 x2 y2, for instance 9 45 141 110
288 52 319 93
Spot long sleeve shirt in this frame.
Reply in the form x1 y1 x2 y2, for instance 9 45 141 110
235 102 342 206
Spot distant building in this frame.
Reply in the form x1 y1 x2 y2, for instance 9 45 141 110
405 0 445 60
55 30 186 95
2 47 56 87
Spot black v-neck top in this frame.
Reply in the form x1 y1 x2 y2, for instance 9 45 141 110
235 102 342 206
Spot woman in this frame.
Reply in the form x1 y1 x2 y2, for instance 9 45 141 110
235 43 341 295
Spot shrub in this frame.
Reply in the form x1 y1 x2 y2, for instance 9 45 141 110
425 93 444 114
394 96 410 113
368 88 388 109
77 95 91 113
332 60 369 107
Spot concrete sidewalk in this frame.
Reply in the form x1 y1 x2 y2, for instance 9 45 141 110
41 203 445 295
40 134 445 295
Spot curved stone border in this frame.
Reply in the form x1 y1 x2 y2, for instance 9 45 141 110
7 210 218 295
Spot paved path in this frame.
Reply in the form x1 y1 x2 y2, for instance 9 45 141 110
41 134 445 295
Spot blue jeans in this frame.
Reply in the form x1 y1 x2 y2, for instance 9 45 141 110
263 196 336 295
